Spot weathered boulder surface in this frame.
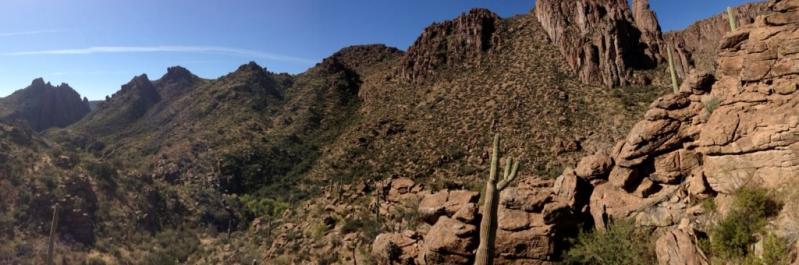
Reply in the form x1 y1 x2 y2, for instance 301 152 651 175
372 177 585 265
655 220 709 265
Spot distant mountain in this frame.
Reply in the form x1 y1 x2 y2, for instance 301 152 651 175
0 78 91 131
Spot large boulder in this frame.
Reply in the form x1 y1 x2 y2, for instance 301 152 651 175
418 189 479 224
574 153 614 180
655 223 709 265
420 217 477 264
371 231 422 265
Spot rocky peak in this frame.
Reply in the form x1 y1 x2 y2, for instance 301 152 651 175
30 77 46 87
632 0 664 62
535 0 661 87
234 61 267 75
160 66 195 83
401 8 502 82
156 66 198 100
327 44 403 74
0 78 91 131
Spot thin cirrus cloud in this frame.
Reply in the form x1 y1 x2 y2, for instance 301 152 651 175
0 29 64 37
0 45 316 65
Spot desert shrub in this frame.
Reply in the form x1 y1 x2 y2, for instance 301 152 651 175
87 162 118 195
702 95 722 118
710 187 781 260
564 219 656 265
741 233 792 265
341 216 382 241
140 229 200 265
238 194 289 221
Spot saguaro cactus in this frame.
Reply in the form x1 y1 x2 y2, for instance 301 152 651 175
727 7 737 31
47 204 59 265
474 134 520 265
667 44 679 93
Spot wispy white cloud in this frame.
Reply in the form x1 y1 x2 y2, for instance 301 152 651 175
0 29 63 37
0 45 315 65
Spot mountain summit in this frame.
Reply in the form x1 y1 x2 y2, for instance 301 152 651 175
0 78 90 131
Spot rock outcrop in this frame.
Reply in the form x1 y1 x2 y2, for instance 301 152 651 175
401 8 502 82
372 177 586 265
0 78 91 131
558 2 799 263
664 3 770 78
534 0 661 87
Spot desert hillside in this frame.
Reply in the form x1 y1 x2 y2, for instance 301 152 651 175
0 0 795 265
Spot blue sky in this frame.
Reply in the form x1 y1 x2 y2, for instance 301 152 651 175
0 0 757 100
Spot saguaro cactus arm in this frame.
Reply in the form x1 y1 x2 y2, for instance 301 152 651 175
667 44 679 93
727 7 737 31
497 159 519 191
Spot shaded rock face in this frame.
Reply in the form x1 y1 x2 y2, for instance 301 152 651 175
0 78 91 131
155 66 199 100
559 2 799 263
401 8 502 82
534 0 660 87
664 3 769 78
79 74 161 134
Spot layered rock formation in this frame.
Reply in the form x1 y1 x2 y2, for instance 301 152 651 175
0 78 91 131
534 0 661 87
559 1 799 263
401 8 502 82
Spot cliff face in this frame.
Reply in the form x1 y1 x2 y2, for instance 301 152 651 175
0 78 91 131
664 2 770 79
401 8 503 82
534 0 771 89
534 0 662 87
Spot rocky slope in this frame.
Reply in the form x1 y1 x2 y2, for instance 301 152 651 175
3 0 789 264
0 78 91 131
190 8 670 264
372 1 798 264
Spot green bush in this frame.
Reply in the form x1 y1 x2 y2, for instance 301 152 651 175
238 194 289 221
564 220 656 265
710 187 781 260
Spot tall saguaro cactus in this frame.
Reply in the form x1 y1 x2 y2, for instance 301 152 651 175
475 134 520 265
47 204 59 265
667 44 679 93
727 7 737 31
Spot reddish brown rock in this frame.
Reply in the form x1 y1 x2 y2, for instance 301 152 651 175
386 177 418 203
371 231 422 265
663 3 768 75
534 0 659 87
574 153 613 180
401 8 502 82
418 189 479 223
421 217 477 264
655 227 709 265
